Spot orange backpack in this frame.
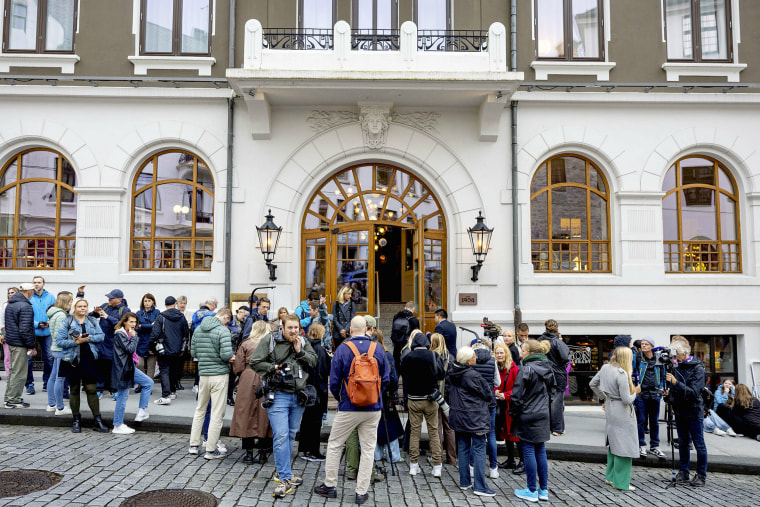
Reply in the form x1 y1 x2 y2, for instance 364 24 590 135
344 341 382 407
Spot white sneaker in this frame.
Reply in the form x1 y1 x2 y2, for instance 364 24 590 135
639 446 647 457
496 440 506 445
170 392 177 400
192 385 199 395
46 405 56 412
113 424 136 435
134 409 149 422
154 397 171 405
202 440 227 453
409 463 420 476
489 466 499 479
432 465 442 478
726 427 737 437
713 428 727 436
55 407 72 416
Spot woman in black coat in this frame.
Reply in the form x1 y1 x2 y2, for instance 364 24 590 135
510 339 555 502
445 346 497 497
375 330 404 463
297 322 332 460
331 286 355 349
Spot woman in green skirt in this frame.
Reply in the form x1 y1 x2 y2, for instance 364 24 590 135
590 346 641 491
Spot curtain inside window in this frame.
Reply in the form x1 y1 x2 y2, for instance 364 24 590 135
536 0 564 58
145 0 174 53
8 0 39 50
45 0 75 51
302 0 334 29
181 0 210 54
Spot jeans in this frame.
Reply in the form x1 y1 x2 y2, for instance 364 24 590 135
521 441 549 492
457 432 488 493
374 438 401 462
703 410 730 433
266 391 305 481
202 400 212 440
47 352 65 410
675 414 708 478
469 406 497 469
113 369 154 426
635 396 661 447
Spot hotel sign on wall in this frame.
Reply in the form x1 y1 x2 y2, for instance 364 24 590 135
459 293 478 306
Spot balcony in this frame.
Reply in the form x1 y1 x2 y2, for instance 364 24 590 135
227 20 523 140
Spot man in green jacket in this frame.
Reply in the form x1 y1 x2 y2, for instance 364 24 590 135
251 313 317 499
188 307 234 460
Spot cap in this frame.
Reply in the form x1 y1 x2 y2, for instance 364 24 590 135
19 282 34 291
640 337 656 347
363 315 377 329
165 296 177 306
105 289 124 299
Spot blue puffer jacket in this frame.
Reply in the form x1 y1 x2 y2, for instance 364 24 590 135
4 292 35 348
329 335 389 412
56 315 105 363
92 301 130 360
136 307 160 356
31 289 55 337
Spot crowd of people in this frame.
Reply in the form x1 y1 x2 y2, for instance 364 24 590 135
3 280 760 503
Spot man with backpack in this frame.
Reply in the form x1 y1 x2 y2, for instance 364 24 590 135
250 313 317 499
537 319 570 436
315 316 390 505
390 301 419 373
151 296 190 406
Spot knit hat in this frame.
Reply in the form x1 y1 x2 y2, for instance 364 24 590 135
640 337 656 347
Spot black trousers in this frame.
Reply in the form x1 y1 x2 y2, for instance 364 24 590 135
158 355 182 398
227 366 238 400
297 393 327 454
95 358 112 394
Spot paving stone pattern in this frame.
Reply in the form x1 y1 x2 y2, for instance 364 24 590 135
0 425 757 507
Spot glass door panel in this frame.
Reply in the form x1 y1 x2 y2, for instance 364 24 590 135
304 234 328 297
335 228 371 313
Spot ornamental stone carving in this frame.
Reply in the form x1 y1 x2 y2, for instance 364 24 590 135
306 106 440 145
359 103 391 150
306 111 359 132
390 111 440 134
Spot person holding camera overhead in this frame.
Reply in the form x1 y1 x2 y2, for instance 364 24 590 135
188 307 235 460
250 313 317 500
666 337 708 487
400 329 445 477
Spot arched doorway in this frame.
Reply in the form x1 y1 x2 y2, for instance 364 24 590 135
301 163 446 331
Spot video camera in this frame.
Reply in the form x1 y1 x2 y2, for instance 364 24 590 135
255 380 276 408
653 346 677 372
480 317 501 342
255 363 296 408
427 389 450 418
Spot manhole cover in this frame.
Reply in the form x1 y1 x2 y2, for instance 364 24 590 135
120 489 218 507
0 469 62 498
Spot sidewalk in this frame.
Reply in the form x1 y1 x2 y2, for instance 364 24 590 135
2 374 759 475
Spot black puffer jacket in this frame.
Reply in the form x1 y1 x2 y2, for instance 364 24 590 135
472 347 499 393
510 354 555 443
670 356 705 418
306 335 331 397
151 308 189 356
3 292 35 348
445 361 494 434
538 331 570 390
400 332 442 397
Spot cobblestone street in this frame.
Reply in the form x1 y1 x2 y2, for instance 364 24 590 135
0 425 757 506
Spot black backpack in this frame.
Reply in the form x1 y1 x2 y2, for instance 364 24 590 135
390 314 411 345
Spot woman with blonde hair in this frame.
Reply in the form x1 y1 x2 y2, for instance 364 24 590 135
431 332 456 464
511 339 554 502
590 346 640 492
46 291 74 415
331 286 355 350
494 342 522 471
231 320 272 463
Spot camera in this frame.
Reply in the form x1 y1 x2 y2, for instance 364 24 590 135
653 346 677 371
70 329 81 339
155 341 165 356
255 380 276 408
480 317 501 342
427 389 450 418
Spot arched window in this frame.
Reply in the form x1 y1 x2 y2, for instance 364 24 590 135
0 149 77 269
530 154 610 273
130 150 214 270
662 156 740 273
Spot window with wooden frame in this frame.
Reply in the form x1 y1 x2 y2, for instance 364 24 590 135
140 0 212 55
130 150 214 271
298 0 337 29
0 148 77 269
664 0 732 62
530 154 610 273
2 0 77 53
534 0 603 60
662 156 740 273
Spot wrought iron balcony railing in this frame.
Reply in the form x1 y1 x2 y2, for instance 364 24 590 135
262 28 488 52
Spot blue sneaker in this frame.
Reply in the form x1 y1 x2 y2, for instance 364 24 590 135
474 488 496 497
538 488 549 501
514 488 539 503
26 385 35 395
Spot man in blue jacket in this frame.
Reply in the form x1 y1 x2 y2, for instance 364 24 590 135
26 276 55 395
315 316 389 505
92 289 130 397
635 337 666 460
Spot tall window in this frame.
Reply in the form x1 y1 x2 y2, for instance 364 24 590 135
131 151 214 271
662 156 740 273
664 0 731 61
140 0 212 55
531 154 610 273
353 0 397 31
0 149 77 269
3 0 77 53
534 0 603 60
414 0 450 31
299 0 337 29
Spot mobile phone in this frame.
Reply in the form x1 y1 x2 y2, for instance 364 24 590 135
81 333 89 338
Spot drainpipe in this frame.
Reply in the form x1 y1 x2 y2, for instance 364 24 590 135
224 0 236 307
510 0 521 328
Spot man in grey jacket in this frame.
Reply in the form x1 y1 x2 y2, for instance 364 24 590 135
4 283 36 408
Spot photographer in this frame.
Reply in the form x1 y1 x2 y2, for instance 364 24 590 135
635 338 666 459
665 338 708 487
400 330 445 477
250 313 317 500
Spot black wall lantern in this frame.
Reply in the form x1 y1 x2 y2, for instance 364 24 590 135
468 210 493 282
256 209 282 281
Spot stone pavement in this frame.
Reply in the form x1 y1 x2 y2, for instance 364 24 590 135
0 425 758 507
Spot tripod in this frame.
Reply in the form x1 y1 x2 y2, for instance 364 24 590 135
663 387 679 489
